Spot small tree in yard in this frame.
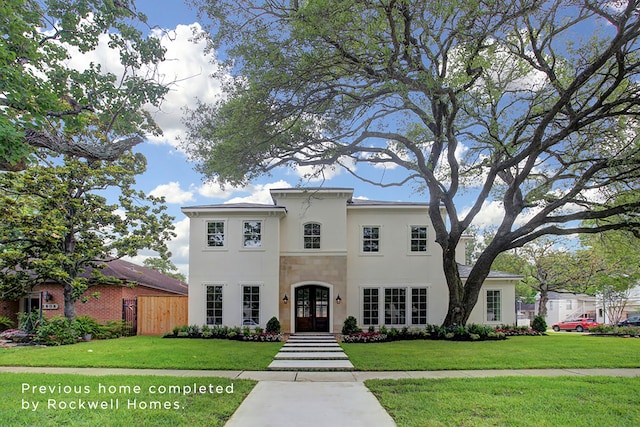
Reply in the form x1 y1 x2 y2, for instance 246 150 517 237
0 153 176 321
184 1 640 325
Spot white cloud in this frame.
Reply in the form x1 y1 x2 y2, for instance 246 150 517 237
224 180 292 204
146 23 228 147
55 21 227 149
149 181 194 204
196 180 239 199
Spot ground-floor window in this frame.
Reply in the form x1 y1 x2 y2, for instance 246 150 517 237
385 288 406 325
362 286 429 326
206 285 223 325
411 288 428 324
242 285 260 325
362 288 379 325
486 290 501 322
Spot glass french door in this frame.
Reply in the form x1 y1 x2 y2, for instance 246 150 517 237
295 285 329 332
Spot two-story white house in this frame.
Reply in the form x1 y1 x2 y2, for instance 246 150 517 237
182 188 518 333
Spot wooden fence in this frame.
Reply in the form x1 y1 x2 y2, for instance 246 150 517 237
137 296 188 336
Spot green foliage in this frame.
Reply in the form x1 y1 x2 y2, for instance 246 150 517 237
0 0 169 167
36 316 77 345
187 0 640 327
0 316 14 331
265 316 281 334
71 315 101 337
341 315 362 335
531 316 548 334
0 154 175 320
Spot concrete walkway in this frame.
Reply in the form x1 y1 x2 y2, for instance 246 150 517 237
3 366 639 380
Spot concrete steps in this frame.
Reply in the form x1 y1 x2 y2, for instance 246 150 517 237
268 334 354 371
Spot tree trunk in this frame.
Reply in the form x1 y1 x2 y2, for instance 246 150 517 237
537 288 549 319
63 282 76 322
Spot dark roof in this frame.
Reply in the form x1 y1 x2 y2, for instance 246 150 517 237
80 259 188 295
182 202 284 210
457 263 522 280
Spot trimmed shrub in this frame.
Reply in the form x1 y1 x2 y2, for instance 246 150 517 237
342 316 362 335
531 316 547 333
266 316 281 334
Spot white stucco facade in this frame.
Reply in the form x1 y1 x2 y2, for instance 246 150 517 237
182 188 518 333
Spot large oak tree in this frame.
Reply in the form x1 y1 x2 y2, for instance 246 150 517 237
1 0 169 169
183 0 640 325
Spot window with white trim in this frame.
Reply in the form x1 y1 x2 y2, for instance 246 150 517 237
362 226 380 253
206 285 223 325
242 285 260 325
384 288 406 325
303 222 321 249
206 221 225 247
243 220 263 248
362 288 379 325
486 290 501 322
410 226 428 252
411 288 428 325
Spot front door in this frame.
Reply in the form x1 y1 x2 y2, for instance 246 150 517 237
295 285 329 332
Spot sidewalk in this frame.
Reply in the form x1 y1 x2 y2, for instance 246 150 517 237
3 366 639 427
2 366 639 380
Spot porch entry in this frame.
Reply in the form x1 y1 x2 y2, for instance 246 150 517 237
295 285 329 332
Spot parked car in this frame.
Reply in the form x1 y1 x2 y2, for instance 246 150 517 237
617 315 640 327
242 319 259 326
551 318 600 332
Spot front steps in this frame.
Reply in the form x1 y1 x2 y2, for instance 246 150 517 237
268 334 354 371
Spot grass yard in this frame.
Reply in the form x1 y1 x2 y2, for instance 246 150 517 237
1 373 255 427
367 376 640 427
343 334 640 370
0 336 282 370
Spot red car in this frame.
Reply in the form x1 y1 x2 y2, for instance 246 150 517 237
552 318 600 332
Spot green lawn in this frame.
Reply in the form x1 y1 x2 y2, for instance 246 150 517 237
0 336 282 370
342 334 640 370
1 373 255 427
367 376 640 427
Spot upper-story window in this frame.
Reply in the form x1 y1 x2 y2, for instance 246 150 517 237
410 225 428 252
243 220 263 248
207 221 225 247
303 222 321 249
362 226 380 253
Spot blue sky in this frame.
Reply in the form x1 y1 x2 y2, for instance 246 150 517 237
96 0 474 276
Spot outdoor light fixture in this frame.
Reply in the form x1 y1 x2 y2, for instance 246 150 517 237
44 291 52 302
335 295 342 304
282 294 289 304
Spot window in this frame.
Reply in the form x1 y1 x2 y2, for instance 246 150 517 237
243 221 262 248
410 226 428 252
385 288 406 325
486 290 501 322
207 221 225 247
242 286 260 325
303 222 321 249
411 288 428 325
362 226 380 253
566 300 572 310
362 288 379 325
206 285 223 325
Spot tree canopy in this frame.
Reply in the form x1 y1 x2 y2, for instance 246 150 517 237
184 0 640 325
0 153 176 320
1 0 169 169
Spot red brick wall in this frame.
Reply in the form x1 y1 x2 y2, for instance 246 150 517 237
0 300 19 328
22 284 182 323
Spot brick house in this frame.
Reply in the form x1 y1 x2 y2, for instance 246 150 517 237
0 259 188 326
182 188 519 333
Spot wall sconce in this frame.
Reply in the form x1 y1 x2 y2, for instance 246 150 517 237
44 291 53 302
282 294 289 304
335 294 342 304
